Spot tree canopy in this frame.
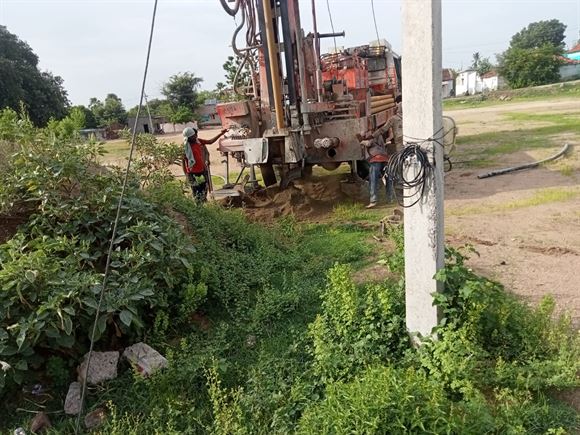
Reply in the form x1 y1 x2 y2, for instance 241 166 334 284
0 26 70 126
499 19 566 89
510 19 567 50
161 72 203 110
88 94 127 127
471 52 493 77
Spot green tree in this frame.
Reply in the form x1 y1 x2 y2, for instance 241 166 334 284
510 19 567 50
161 72 203 110
499 45 563 89
0 25 70 126
102 93 127 125
70 105 97 129
499 20 566 89
478 60 493 77
169 106 194 125
222 55 255 100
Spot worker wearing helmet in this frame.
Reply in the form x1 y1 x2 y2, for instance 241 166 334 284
182 126 228 202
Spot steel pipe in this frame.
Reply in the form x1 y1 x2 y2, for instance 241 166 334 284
261 0 285 130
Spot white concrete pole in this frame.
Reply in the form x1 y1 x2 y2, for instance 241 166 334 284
402 0 444 339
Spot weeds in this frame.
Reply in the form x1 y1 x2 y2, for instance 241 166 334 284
1 109 578 433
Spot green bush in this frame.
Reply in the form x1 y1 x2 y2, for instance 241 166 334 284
309 264 408 382
0 109 201 392
298 366 467 434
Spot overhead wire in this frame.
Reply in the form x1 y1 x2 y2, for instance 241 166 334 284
74 0 159 432
370 0 381 46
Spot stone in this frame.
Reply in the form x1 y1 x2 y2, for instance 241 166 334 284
245 334 257 348
78 351 119 385
123 342 168 377
64 382 82 415
84 407 107 430
30 412 51 433
14 428 26 435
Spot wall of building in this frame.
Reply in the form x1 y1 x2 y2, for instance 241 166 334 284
455 71 481 95
441 80 454 98
560 64 580 80
161 121 198 135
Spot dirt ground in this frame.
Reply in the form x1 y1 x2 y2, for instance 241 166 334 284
445 99 580 327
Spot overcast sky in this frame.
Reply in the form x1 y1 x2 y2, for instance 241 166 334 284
1 0 579 106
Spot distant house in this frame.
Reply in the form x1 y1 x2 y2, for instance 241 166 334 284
441 68 455 99
456 69 504 95
455 69 481 95
481 70 505 91
79 128 106 141
565 42 580 61
196 99 222 128
559 56 580 80
127 116 166 134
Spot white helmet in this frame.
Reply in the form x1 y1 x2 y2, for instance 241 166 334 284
183 127 197 138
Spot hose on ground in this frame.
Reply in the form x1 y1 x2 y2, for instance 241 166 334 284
477 143 570 179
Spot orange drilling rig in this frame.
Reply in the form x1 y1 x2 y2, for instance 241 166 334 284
216 0 402 190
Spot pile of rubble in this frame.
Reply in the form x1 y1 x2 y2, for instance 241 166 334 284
20 342 167 434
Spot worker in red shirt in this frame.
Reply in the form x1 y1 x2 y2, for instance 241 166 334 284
182 127 228 202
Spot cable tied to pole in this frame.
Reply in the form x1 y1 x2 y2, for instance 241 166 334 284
74 0 159 432
383 127 447 208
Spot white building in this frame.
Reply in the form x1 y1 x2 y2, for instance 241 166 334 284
455 70 482 96
456 69 504 95
481 71 505 91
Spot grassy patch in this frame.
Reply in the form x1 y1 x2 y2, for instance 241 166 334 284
448 187 580 216
444 80 580 110
454 110 580 166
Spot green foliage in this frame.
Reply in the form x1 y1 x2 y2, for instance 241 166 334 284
298 366 467 434
309 264 408 382
170 105 194 125
499 19 567 89
499 45 563 89
1 107 579 433
161 72 203 111
46 106 86 139
70 104 98 129
121 131 182 187
510 19 567 50
222 55 255 101
0 110 201 393
0 25 70 126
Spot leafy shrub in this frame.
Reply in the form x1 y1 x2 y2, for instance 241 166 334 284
298 366 466 434
309 264 408 382
0 110 202 392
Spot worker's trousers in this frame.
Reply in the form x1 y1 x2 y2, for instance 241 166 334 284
369 162 395 204
187 171 209 203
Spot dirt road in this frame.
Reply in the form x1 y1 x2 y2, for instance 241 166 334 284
445 98 580 326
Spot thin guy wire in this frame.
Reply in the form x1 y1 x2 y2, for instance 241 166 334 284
370 0 381 46
325 0 337 53
74 0 159 432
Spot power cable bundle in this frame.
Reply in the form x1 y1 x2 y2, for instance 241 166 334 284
383 128 445 208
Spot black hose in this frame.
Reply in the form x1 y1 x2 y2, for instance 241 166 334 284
231 1 246 56
220 0 241 16
477 143 570 179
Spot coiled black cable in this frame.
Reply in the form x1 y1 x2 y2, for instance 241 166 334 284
384 144 432 208
382 128 446 208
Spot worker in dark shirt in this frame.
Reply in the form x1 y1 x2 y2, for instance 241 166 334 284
182 127 228 203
